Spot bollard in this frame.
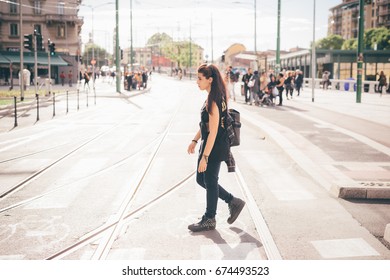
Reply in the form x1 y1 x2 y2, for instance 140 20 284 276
14 96 18 127
36 94 40 121
53 92 56 117
77 89 79 111
66 91 69 114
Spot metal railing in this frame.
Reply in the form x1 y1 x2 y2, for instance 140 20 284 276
303 78 387 94
0 88 96 131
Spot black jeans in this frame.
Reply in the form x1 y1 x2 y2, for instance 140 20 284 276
196 159 233 219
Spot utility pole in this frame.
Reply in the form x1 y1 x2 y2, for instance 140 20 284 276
115 0 120 93
19 0 24 101
48 39 51 95
130 0 134 71
311 0 316 103
211 13 213 63
189 21 192 80
356 0 364 103
33 30 38 97
276 0 281 74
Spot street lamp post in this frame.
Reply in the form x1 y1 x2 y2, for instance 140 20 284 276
276 0 281 74
82 2 114 88
130 0 134 71
311 0 316 103
115 0 120 93
19 0 24 101
356 0 364 103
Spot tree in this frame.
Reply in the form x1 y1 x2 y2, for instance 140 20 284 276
83 44 111 67
146 33 201 69
316 34 344 49
146 32 173 46
342 38 358 50
365 27 390 50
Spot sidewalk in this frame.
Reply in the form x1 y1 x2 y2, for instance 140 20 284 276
233 86 390 200
296 87 390 127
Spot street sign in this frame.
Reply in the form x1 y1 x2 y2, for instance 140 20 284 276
91 59 96 65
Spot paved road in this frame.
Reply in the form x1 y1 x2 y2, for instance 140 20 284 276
0 75 389 260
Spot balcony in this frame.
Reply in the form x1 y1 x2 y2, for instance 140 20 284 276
377 0 390 5
45 14 83 25
378 9 389 16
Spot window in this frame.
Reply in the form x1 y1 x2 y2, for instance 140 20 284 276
10 0 18 14
34 1 42 15
58 1 65 15
57 25 65 38
10 23 19 36
34 25 42 35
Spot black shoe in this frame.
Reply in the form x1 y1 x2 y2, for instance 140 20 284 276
188 215 216 232
227 197 245 224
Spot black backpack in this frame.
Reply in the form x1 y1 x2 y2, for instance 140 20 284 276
225 109 241 147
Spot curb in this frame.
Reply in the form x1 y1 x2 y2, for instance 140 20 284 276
332 184 390 199
385 224 390 243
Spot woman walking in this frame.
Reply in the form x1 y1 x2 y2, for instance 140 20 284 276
187 63 245 232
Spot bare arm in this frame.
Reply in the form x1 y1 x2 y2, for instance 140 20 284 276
187 129 201 154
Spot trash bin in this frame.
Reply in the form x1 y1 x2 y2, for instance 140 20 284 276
344 78 356 91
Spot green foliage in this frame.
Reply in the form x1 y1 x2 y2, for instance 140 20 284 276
316 34 344 50
82 44 111 66
365 27 390 50
342 38 358 50
316 28 390 50
147 33 199 68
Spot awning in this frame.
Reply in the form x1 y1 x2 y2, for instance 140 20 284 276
1 52 69 66
38 55 69 66
0 53 10 64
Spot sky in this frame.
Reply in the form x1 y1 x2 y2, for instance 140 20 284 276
78 0 341 60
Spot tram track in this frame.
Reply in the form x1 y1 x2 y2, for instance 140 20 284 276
46 106 183 260
0 111 143 200
0 134 163 214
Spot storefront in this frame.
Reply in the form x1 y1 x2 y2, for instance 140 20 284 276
267 49 390 82
0 51 69 86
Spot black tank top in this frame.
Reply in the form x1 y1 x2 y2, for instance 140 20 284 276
199 99 229 163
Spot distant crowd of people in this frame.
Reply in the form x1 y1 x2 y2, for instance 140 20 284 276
227 66 304 107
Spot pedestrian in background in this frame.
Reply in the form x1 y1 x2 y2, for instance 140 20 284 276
83 72 90 89
60 71 65 86
242 68 253 104
187 63 245 232
250 70 260 106
276 73 285 106
284 71 294 99
68 70 73 87
295 70 303 96
225 66 236 102
378 71 387 94
322 71 330 90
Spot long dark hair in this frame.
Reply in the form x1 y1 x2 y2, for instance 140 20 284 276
197 63 227 113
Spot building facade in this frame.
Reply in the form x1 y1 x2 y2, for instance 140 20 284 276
0 0 83 54
0 0 83 85
328 0 390 39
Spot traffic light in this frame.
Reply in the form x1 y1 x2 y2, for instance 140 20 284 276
36 34 44 51
23 34 33 51
49 42 56 56
120 48 123 60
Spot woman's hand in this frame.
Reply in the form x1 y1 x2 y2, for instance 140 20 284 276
187 141 197 154
198 157 207 173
